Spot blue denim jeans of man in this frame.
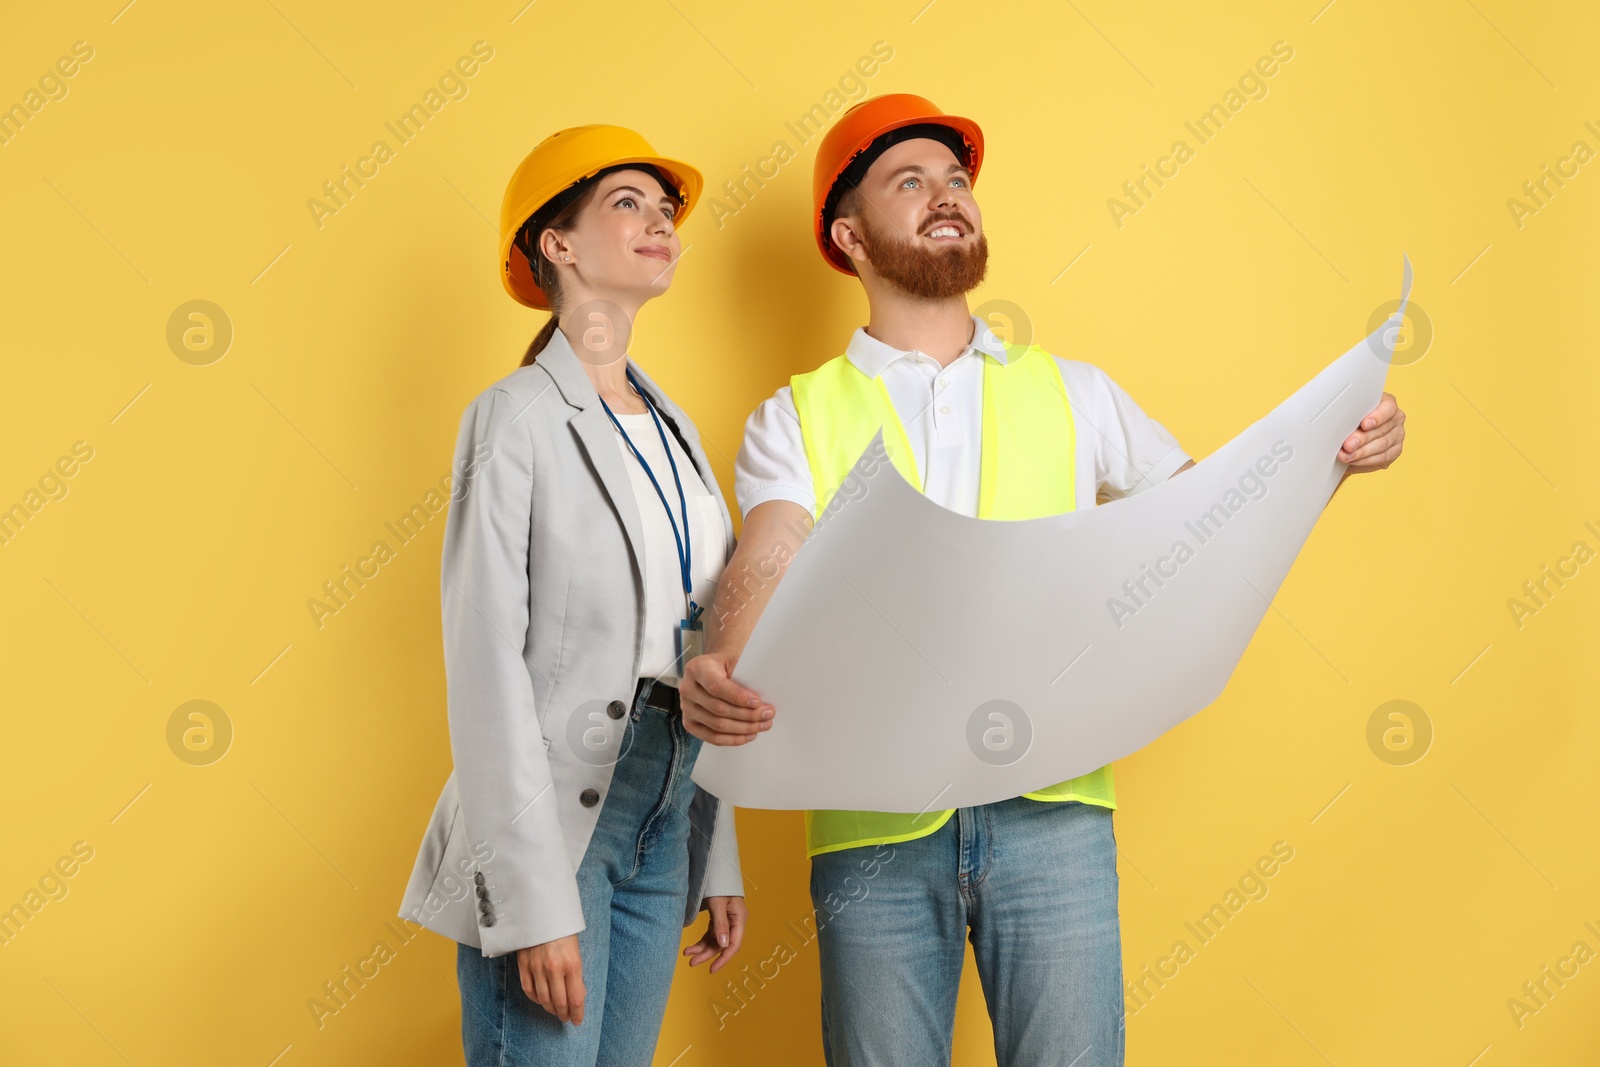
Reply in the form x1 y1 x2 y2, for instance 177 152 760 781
810 797 1124 1067
457 680 703 1067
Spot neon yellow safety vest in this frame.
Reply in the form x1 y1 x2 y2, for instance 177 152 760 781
791 340 1117 858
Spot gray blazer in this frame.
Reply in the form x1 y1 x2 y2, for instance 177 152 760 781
398 328 743 957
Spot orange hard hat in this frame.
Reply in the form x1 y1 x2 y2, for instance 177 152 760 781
812 94 984 274
499 125 704 309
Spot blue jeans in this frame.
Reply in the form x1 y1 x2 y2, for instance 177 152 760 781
457 680 703 1066
811 798 1125 1067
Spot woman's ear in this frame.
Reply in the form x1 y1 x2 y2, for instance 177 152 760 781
539 227 573 265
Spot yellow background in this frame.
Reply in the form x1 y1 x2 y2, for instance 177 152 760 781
2 0 1596 1063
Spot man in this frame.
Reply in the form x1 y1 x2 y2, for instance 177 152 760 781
681 94 1405 1066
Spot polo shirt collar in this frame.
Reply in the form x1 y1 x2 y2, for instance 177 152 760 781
844 314 1011 379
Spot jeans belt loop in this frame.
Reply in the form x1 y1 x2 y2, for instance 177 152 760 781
637 677 681 716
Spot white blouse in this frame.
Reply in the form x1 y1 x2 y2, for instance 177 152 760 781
610 408 729 683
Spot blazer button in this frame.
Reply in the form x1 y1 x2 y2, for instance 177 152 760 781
473 871 485 886
478 899 492 914
580 788 600 807
475 884 487 899
607 700 626 719
482 915 495 928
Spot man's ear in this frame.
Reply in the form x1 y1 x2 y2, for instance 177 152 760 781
830 216 869 272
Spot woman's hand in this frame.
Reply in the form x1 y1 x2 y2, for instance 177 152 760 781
683 895 747 973
517 935 586 1024
680 652 773 746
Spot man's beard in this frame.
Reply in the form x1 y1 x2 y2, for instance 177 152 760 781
858 213 989 299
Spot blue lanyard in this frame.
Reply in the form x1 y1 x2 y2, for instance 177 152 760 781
600 368 702 626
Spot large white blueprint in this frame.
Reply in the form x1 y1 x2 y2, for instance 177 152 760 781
693 257 1413 812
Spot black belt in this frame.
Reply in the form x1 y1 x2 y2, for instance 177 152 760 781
634 677 681 715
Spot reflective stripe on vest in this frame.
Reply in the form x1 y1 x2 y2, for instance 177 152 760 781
790 341 1117 858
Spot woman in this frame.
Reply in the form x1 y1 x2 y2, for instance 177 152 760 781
399 125 748 1065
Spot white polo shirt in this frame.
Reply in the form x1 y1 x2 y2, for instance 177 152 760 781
734 315 1192 520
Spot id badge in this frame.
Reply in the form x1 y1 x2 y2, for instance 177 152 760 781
675 617 705 666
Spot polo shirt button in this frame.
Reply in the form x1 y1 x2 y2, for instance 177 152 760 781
607 700 626 719
580 788 600 807
939 406 950 414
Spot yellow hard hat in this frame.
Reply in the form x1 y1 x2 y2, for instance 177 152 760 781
499 125 704 309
